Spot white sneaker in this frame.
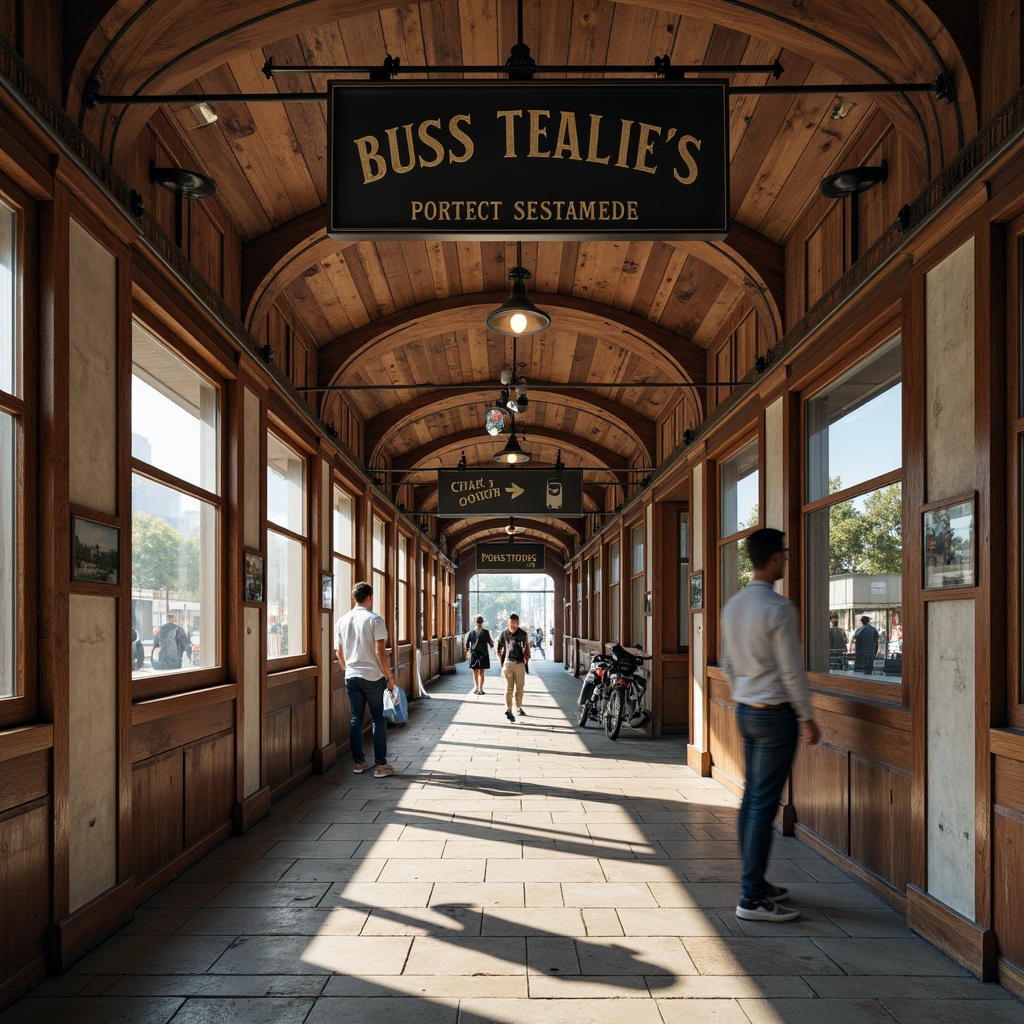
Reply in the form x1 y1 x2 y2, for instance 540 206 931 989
735 898 800 922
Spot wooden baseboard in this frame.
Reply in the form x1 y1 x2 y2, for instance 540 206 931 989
710 766 743 799
270 764 313 804
134 822 232 905
0 953 46 1012
795 825 907 915
47 877 135 973
906 884 996 981
233 787 270 834
313 743 337 774
998 957 1024 999
686 744 712 776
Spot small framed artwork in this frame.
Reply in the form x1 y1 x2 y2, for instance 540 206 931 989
689 570 704 611
243 550 265 603
72 516 120 585
923 493 976 590
321 573 334 610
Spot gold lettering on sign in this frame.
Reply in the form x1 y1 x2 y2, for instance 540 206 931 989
674 136 701 184
417 119 446 168
496 109 523 157
448 114 474 164
615 119 634 169
585 114 611 165
354 134 387 183
552 111 582 161
528 109 552 158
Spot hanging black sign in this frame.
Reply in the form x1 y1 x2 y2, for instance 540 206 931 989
328 80 729 241
476 543 546 572
437 468 583 517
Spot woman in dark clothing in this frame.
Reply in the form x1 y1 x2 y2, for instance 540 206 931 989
465 616 494 695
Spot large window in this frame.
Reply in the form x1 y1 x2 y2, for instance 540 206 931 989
719 439 759 607
678 512 690 648
397 532 409 642
804 336 902 681
0 199 19 705
372 515 387 616
267 433 306 659
131 322 220 679
591 553 601 640
332 485 354 617
608 540 621 644
630 523 644 646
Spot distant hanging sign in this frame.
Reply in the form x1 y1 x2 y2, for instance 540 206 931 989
476 543 546 572
327 80 729 241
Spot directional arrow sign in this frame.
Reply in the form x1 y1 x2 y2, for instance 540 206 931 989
437 468 583 517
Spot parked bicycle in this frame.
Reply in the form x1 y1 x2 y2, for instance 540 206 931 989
602 644 652 739
577 651 613 728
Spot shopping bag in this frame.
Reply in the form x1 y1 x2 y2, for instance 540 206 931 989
382 688 397 723
382 686 408 724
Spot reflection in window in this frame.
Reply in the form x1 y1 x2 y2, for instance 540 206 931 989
0 411 14 698
267 433 305 658
805 338 902 681
678 512 690 648
333 486 354 618
630 523 644 646
131 323 219 677
719 440 759 607
608 540 620 643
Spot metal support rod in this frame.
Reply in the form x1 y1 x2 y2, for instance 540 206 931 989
297 380 752 392
260 61 786 76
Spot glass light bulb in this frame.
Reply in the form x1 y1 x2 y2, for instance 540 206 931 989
509 312 528 334
507 452 518 463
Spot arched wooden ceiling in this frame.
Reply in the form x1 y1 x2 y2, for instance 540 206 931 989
63 0 976 562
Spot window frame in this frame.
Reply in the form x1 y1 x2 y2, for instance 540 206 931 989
607 539 621 646
715 433 761 615
1008 221 1024 726
0 180 34 727
628 518 644 647
799 329 905 704
129 314 225 701
396 529 410 644
331 479 356 633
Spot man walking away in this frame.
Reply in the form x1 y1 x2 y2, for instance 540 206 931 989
497 613 530 722
335 581 398 778
720 528 820 922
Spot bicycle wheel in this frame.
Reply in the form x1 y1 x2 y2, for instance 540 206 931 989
605 689 624 739
577 699 592 728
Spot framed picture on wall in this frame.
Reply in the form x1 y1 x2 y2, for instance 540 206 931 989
923 493 976 590
72 515 120 585
321 573 334 610
243 550 264 604
689 570 704 611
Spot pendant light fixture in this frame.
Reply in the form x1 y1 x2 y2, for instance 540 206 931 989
486 242 550 335
493 411 531 464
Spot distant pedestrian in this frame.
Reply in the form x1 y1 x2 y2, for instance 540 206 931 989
533 628 546 658
721 528 819 923
465 616 494 694
497 613 530 722
852 615 880 674
152 613 191 671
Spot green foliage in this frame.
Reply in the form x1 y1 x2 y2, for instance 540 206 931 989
827 480 902 575
132 512 182 593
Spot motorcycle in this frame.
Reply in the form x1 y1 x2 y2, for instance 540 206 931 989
576 651 613 728
602 644 652 740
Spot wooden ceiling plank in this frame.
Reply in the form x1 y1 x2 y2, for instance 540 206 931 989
567 0 615 77
375 241 419 310
421 0 465 74
351 240 393 318
646 248 690 326
613 240 650 313
457 241 485 294
426 240 451 297
378 4 429 68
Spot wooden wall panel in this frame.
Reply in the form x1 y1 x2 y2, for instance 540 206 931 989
994 806 1024 971
0 749 49 815
792 741 849 852
131 751 184 881
289 699 316 777
709 693 743 788
265 708 291 790
804 204 846 313
187 200 224 299
0 802 50 980
184 731 234 847
659 655 689 735
850 753 910 890
332 684 352 754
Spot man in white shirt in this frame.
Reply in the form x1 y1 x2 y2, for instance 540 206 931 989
721 528 819 922
335 581 397 778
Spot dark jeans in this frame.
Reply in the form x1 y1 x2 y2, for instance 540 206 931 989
735 703 799 901
346 675 388 766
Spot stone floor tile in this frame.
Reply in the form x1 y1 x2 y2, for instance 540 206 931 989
118 907 199 935
306 996 458 1024
524 882 565 907
527 975 651 997
70 935 234 976
205 839 279 859
179 859 296 884
260 840 361 860
441 840 523 858
317 823 407 841
581 908 624 936
526 936 581 975
481 907 585 936
174 905 368 936
322 975 527 998
485 858 603 883
656 999 752 1023
321 882 432 907
457 997 666 1023
575 935 698 976
806 977 943 999
561 883 657 907
403 935 526 975
923 977 1020 1000
739 998 904 1023
281 859 386 883
376 858 484 883
209 935 411 975
683 936 845 976
813 937 975 976
360 905 482 936
727 908 851 938
140 882 226 909
103 975 327 997
429 882 525 907
207 882 331 907
881 1002 1024 1024
649 975 814 999
819 908 916 938
352 840 447 859
0 997 184 1024
160 997 314 1024
598 859 686 883
617 908 732 937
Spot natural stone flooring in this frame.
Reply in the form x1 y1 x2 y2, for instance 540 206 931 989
4 658 1024 1023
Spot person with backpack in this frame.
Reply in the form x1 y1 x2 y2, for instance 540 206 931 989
497 612 530 723
465 615 494 695
152 613 192 671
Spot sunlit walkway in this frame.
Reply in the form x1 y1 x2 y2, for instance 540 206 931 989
4 660 1024 1024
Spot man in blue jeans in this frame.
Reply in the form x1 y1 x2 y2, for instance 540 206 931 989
334 581 397 778
721 528 819 922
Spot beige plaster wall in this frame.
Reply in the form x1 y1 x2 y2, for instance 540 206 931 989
690 463 705 750
243 604 261 796
243 388 261 550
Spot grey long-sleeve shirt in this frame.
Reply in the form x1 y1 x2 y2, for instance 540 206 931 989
719 580 814 722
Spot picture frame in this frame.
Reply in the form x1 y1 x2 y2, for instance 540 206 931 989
72 516 120 585
321 573 334 610
243 550 265 604
923 493 976 590
689 570 704 611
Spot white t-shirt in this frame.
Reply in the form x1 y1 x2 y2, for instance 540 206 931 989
335 604 389 680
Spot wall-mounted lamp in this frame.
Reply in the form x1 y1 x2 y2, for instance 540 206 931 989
486 242 550 335
150 165 217 199
819 161 887 199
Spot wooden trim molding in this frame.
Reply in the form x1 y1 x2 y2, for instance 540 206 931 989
0 954 46 1013
906 884 997 981
0 723 53 763
313 742 337 774
686 743 712 776
233 785 270 834
46 877 135 973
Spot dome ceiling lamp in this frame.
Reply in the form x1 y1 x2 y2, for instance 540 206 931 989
494 412 531 464
486 241 550 336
